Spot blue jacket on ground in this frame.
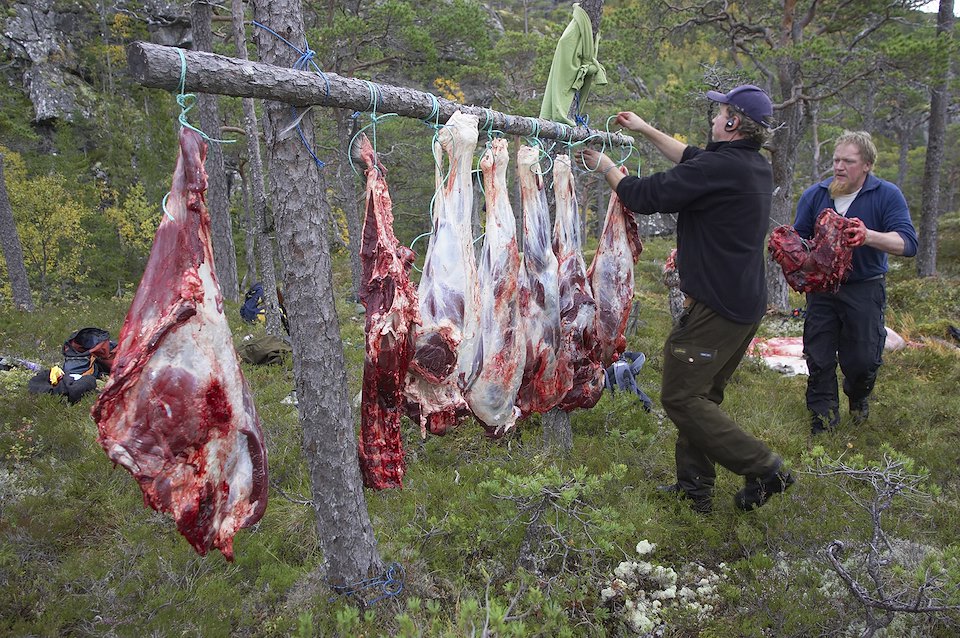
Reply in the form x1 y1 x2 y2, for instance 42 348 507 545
794 173 918 283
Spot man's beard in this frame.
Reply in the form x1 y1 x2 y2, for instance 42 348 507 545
829 178 855 198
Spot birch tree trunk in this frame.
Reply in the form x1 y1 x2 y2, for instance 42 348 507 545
252 0 382 585
231 0 284 336
916 0 954 278
0 153 34 311
192 0 239 303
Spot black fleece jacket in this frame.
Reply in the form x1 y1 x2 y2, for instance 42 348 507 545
615 139 772 324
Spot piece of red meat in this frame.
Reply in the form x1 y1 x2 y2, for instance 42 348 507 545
552 154 604 411
356 133 420 489
91 128 268 561
769 208 858 294
587 170 643 367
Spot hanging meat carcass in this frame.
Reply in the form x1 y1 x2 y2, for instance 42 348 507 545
552 154 604 411
355 133 420 489
769 208 861 294
404 111 480 436
587 169 643 367
463 138 526 435
91 128 267 561
515 145 573 416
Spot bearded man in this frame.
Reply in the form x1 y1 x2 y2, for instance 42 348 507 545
793 131 918 434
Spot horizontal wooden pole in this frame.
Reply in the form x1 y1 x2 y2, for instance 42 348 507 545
127 41 635 148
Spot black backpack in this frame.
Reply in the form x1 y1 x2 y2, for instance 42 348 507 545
62 327 116 379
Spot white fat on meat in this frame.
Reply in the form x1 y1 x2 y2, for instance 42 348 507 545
515 145 573 416
403 111 480 436
463 138 526 435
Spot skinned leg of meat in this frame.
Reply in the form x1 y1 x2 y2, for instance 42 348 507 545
463 138 526 435
552 154 604 411
403 111 480 436
515 145 573 416
587 169 643 367
91 128 267 561
769 208 856 294
356 133 420 489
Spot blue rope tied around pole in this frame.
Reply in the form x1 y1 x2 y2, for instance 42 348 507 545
251 21 330 169
329 562 405 606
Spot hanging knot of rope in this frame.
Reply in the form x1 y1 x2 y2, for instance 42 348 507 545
329 562 405 606
175 49 235 144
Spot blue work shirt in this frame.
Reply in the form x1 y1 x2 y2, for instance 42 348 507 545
793 173 918 283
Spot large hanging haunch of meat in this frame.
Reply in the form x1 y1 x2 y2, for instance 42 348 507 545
462 138 526 436
587 169 643 367
356 133 420 489
552 154 604 411
769 208 858 294
91 128 268 561
403 111 480 436
515 145 573 416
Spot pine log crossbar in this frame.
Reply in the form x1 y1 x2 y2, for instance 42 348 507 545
127 42 635 148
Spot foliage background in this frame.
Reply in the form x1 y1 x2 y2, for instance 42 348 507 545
1 1 959 636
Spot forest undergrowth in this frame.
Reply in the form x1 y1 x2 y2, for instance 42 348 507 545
1 228 960 637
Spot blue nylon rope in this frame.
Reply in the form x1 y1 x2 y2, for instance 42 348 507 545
251 21 330 169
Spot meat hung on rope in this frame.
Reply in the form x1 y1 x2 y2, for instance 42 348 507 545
462 138 527 436
91 128 267 561
552 154 604 411
355 133 421 489
515 145 574 416
587 167 643 367
769 208 863 294
403 111 480 436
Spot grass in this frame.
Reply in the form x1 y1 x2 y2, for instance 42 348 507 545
1 216 959 637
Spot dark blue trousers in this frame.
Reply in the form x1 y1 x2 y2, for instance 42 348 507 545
803 278 887 420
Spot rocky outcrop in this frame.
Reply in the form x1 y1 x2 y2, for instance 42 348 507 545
1 0 190 123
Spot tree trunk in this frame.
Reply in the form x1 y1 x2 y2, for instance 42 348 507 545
0 153 34 311
231 0 284 336
239 165 257 294
335 112 364 303
896 127 910 189
252 0 382 585
916 0 954 278
541 0 604 453
767 66 806 313
192 1 240 303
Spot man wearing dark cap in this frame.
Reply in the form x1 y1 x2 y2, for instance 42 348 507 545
578 84 793 513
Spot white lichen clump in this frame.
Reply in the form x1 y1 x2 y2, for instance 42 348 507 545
600 540 726 635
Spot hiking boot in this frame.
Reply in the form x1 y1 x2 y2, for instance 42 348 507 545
657 483 713 514
849 398 869 425
734 468 795 511
810 411 839 435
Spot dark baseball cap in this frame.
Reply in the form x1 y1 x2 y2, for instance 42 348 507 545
706 84 773 128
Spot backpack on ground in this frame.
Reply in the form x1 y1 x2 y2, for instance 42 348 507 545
62 327 116 379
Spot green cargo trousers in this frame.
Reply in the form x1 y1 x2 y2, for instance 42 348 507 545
661 299 780 499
